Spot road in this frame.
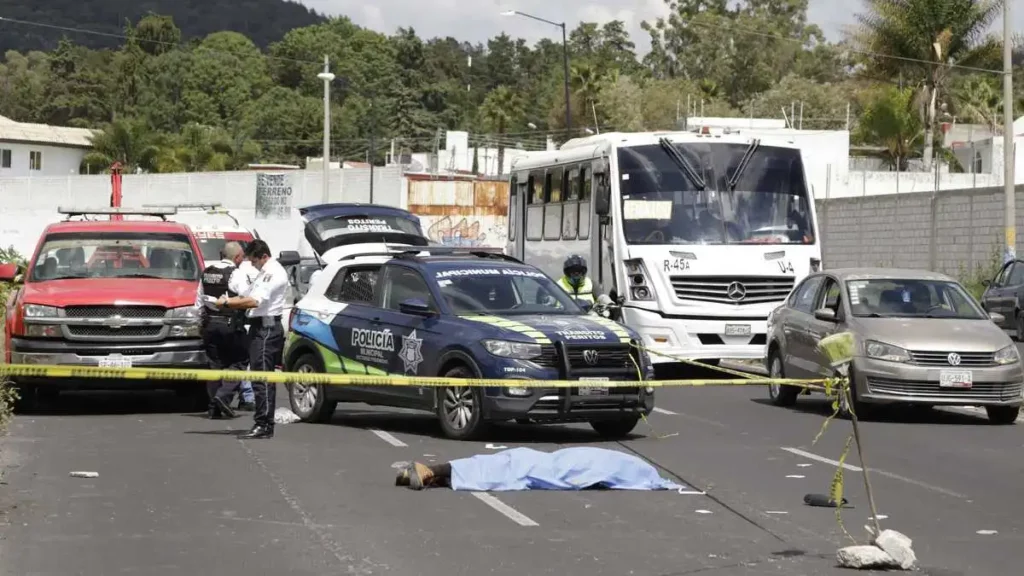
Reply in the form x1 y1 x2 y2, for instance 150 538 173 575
0 362 1020 576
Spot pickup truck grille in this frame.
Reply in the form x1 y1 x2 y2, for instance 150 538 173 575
66 326 164 338
670 276 794 304
64 306 167 319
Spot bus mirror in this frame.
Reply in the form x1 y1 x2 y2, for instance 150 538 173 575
594 173 611 216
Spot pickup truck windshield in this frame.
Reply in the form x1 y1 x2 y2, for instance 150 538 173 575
433 266 583 315
618 142 815 245
30 232 200 282
846 278 987 320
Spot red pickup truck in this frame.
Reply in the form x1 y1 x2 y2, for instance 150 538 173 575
1 207 209 411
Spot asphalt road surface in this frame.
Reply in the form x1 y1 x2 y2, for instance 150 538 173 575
1 361 1021 576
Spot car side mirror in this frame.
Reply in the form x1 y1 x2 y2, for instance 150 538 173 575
989 312 1005 324
0 262 19 282
278 250 301 267
813 307 837 322
399 298 434 317
981 279 991 287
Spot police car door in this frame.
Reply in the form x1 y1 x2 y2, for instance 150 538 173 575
373 264 442 409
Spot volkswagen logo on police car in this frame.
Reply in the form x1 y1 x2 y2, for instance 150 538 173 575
583 349 599 365
103 315 127 330
726 282 747 301
947 352 961 366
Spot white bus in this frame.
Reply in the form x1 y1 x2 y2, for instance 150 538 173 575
506 129 822 370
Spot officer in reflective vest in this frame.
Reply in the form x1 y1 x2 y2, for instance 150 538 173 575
557 254 595 305
198 241 251 419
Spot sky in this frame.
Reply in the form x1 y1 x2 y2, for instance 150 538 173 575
296 0 1023 54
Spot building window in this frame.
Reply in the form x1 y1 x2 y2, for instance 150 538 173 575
1 149 10 168
29 151 42 171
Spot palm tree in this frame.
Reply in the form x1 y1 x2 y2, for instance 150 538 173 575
850 0 1003 168
855 86 924 171
82 118 161 173
478 86 524 175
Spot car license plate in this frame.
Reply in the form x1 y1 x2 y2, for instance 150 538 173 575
939 370 972 388
578 376 609 396
725 324 752 337
99 355 132 368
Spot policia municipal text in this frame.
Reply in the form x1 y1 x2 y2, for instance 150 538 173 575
214 240 290 439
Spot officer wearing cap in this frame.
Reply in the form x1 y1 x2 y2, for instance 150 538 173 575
215 239 289 439
199 241 251 419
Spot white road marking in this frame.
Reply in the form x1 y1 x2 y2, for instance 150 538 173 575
765 511 788 515
652 407 677 415
976 530 998 535
695 509 713 514
470 493 538 527
370 429 407 447
781 447 966 498
785 475 805 479
781 447 862 471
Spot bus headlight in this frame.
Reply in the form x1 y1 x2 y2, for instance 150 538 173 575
623 259 655 301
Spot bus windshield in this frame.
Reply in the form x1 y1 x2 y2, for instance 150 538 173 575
617 142 815 245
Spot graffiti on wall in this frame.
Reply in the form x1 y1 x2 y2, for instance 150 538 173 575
423 215 508 247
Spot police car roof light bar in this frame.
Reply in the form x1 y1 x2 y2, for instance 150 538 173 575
57 206 177 220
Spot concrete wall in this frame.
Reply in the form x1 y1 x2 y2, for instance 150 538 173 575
817 184 1024 277
0 141 88 177
0 166 404 259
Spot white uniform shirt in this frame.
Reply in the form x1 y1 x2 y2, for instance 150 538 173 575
197 260 256 312
245 258 289 319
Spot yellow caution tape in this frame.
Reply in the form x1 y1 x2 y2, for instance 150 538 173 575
0 363 838 390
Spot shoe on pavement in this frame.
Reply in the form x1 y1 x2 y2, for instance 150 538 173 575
237 402 256 412
239 425 274 439
212 397 237 419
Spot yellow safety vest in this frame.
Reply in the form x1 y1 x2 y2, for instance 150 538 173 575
557 276 595 304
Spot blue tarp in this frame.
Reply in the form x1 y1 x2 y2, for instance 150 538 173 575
450 447 687 492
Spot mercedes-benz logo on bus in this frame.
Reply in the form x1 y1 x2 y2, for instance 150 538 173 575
947 353 961 366
583 350 599 365
726 282 747 301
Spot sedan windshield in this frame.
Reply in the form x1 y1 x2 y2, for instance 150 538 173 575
433 266 583 315
846 278 987 320
30 232 200 282
618 142 815 245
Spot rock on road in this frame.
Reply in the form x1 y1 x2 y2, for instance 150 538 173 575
0 366 1020 576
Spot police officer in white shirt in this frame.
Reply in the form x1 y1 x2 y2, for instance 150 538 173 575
198 241 252 419
215 239 289 439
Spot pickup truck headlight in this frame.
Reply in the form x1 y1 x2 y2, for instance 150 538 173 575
23 304 58 318
169 324 201 338
994 345 1019 365
864 340 910 363
482 339 542 360
168 305 201 320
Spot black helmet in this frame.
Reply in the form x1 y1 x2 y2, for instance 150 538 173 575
563 255 587 275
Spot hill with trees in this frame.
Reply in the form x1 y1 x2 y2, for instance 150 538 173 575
0 0 1020 173
0 0 324 53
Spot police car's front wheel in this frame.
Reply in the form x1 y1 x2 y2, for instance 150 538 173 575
287 354 337 424
590 416 640 439
437 366 487 440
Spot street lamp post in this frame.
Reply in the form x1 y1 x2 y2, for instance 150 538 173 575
1002 0 1015 263
317 55 335 203
501 10 572 139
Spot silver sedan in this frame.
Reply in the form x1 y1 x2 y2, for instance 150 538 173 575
764 268 1024 424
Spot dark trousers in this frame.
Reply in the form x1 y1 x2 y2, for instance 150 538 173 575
249 319 285 428
202 318 249 411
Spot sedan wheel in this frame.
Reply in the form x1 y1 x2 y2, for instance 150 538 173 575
768 352 799 407
287 354 336 423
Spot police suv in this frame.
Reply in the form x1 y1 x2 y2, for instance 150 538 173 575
282 247 656 440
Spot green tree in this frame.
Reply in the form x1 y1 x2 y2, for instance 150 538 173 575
135 12 181 56
854 85 924 171
478 86 525 174
82 118 161 173
0 50 51 122
182 32 272 128
747 74 856 129
600 75 645 131
850 0 1003 168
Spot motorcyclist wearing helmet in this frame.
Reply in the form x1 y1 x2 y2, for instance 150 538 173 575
557 255 595 305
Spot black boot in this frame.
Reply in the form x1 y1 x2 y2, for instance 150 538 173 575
212 397 237 419
240 424 274 439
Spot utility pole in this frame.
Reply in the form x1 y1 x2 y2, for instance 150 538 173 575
317 56 335 203
1003 0 1015 263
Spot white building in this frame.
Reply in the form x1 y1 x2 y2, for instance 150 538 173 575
0 115 96 177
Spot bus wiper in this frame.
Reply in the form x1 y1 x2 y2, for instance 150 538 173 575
727 139 760 191
658 138 706 190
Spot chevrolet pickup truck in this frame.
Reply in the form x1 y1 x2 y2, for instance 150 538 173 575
0 207 208 410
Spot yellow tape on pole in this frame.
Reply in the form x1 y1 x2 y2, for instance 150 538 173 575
0 363 837 390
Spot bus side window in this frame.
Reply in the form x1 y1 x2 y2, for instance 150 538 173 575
526 172 544 241
562 166 579 240
544 167 563 241
579 167 592 240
